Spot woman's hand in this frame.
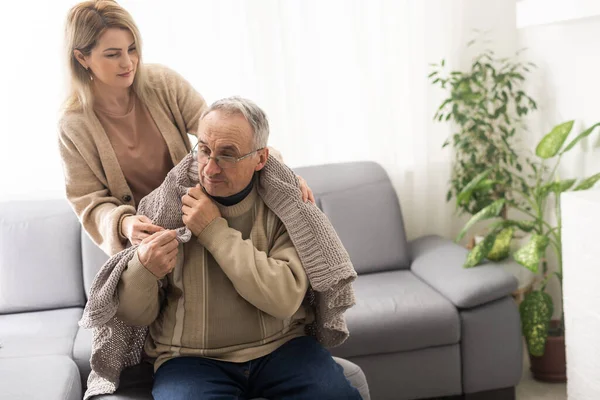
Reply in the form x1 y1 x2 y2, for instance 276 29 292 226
297 175 315 204
121 215 164 245
137 230 179 279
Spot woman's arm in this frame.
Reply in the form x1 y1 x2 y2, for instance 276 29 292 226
58 128 136 256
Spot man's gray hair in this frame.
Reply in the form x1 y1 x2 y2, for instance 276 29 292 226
200 96 270 149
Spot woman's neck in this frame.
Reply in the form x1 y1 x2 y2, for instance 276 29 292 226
92 82 132 114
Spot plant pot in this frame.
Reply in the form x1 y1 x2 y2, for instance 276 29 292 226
528 321 566 383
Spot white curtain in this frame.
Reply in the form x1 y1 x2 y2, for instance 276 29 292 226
0 0 517 241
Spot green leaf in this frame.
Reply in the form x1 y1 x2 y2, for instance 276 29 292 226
513 234 550 273
562 122 600 153
529 98 537 109
573 172 600 191
475 179 496 192
489 219 536 234
464 232 497 268
551 179 576 193
535 121 574 159
456 199 506 242
456 170 492 207
540 179 576 198
437 98 452 111
487 227 515 261
428 71 439 78
514 220 537 232
520 290 553 357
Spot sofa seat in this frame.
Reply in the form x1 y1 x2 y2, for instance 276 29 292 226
0 307 82 358
0 355 82 400
73 326 93 385
332 270 460 358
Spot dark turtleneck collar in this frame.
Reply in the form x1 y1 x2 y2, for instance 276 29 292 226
209 176 255 206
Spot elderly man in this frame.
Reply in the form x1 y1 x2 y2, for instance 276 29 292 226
114 97 361 400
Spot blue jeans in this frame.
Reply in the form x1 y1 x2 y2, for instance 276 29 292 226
152 336 362 400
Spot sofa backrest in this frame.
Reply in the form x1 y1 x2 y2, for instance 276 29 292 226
81 232 109 299
0 199 86 314
293 161 410 274
0 161 410 311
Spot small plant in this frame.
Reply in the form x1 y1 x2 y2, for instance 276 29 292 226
430 43 538 221
456 120 600 356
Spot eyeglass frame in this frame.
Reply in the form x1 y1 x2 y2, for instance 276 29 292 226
191 141 265 169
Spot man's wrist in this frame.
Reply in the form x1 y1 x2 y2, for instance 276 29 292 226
191 215 218 237
196 217 228 247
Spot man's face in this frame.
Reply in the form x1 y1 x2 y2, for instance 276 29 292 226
196 110 267 197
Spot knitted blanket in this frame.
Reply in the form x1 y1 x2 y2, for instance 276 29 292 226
79 153 357 399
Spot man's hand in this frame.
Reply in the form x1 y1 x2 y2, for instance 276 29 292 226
137 230 179 279
182 184 221 236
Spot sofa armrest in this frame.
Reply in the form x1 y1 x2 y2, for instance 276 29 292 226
409 235 518 309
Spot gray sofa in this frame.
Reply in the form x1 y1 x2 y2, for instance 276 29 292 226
0 161 522 400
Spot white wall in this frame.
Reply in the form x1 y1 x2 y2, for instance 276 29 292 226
0 2 72 201
518 9 600 319
562 190 600 400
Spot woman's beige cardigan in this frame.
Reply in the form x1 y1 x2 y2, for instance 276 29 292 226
58 64 206 256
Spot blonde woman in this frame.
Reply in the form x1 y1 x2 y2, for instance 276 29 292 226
59 0 314 257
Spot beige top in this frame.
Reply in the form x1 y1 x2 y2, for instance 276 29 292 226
116 186 313 371
95 93 174 206
58 64 206 256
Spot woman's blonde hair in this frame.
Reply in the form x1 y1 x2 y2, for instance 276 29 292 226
63 0 150 113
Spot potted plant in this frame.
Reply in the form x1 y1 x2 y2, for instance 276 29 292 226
455 120 600 381
429 44 538 234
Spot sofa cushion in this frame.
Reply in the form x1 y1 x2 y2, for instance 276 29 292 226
0 355 82 400
410 235 518 309
294 162 410 273
81 230 109 299
0 307 82 358
73 326 93 385
0 199 85 313
333 356 370 400
331 270 460 358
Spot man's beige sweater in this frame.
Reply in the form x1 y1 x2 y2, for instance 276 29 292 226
116 187 313 371
79 153 357 399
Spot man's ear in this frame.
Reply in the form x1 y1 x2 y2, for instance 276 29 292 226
254 148 269 172
74 50 88 69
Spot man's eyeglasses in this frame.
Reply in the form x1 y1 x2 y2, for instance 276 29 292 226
191 142 264 169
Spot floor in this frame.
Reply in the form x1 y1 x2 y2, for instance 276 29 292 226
516 350 567 400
